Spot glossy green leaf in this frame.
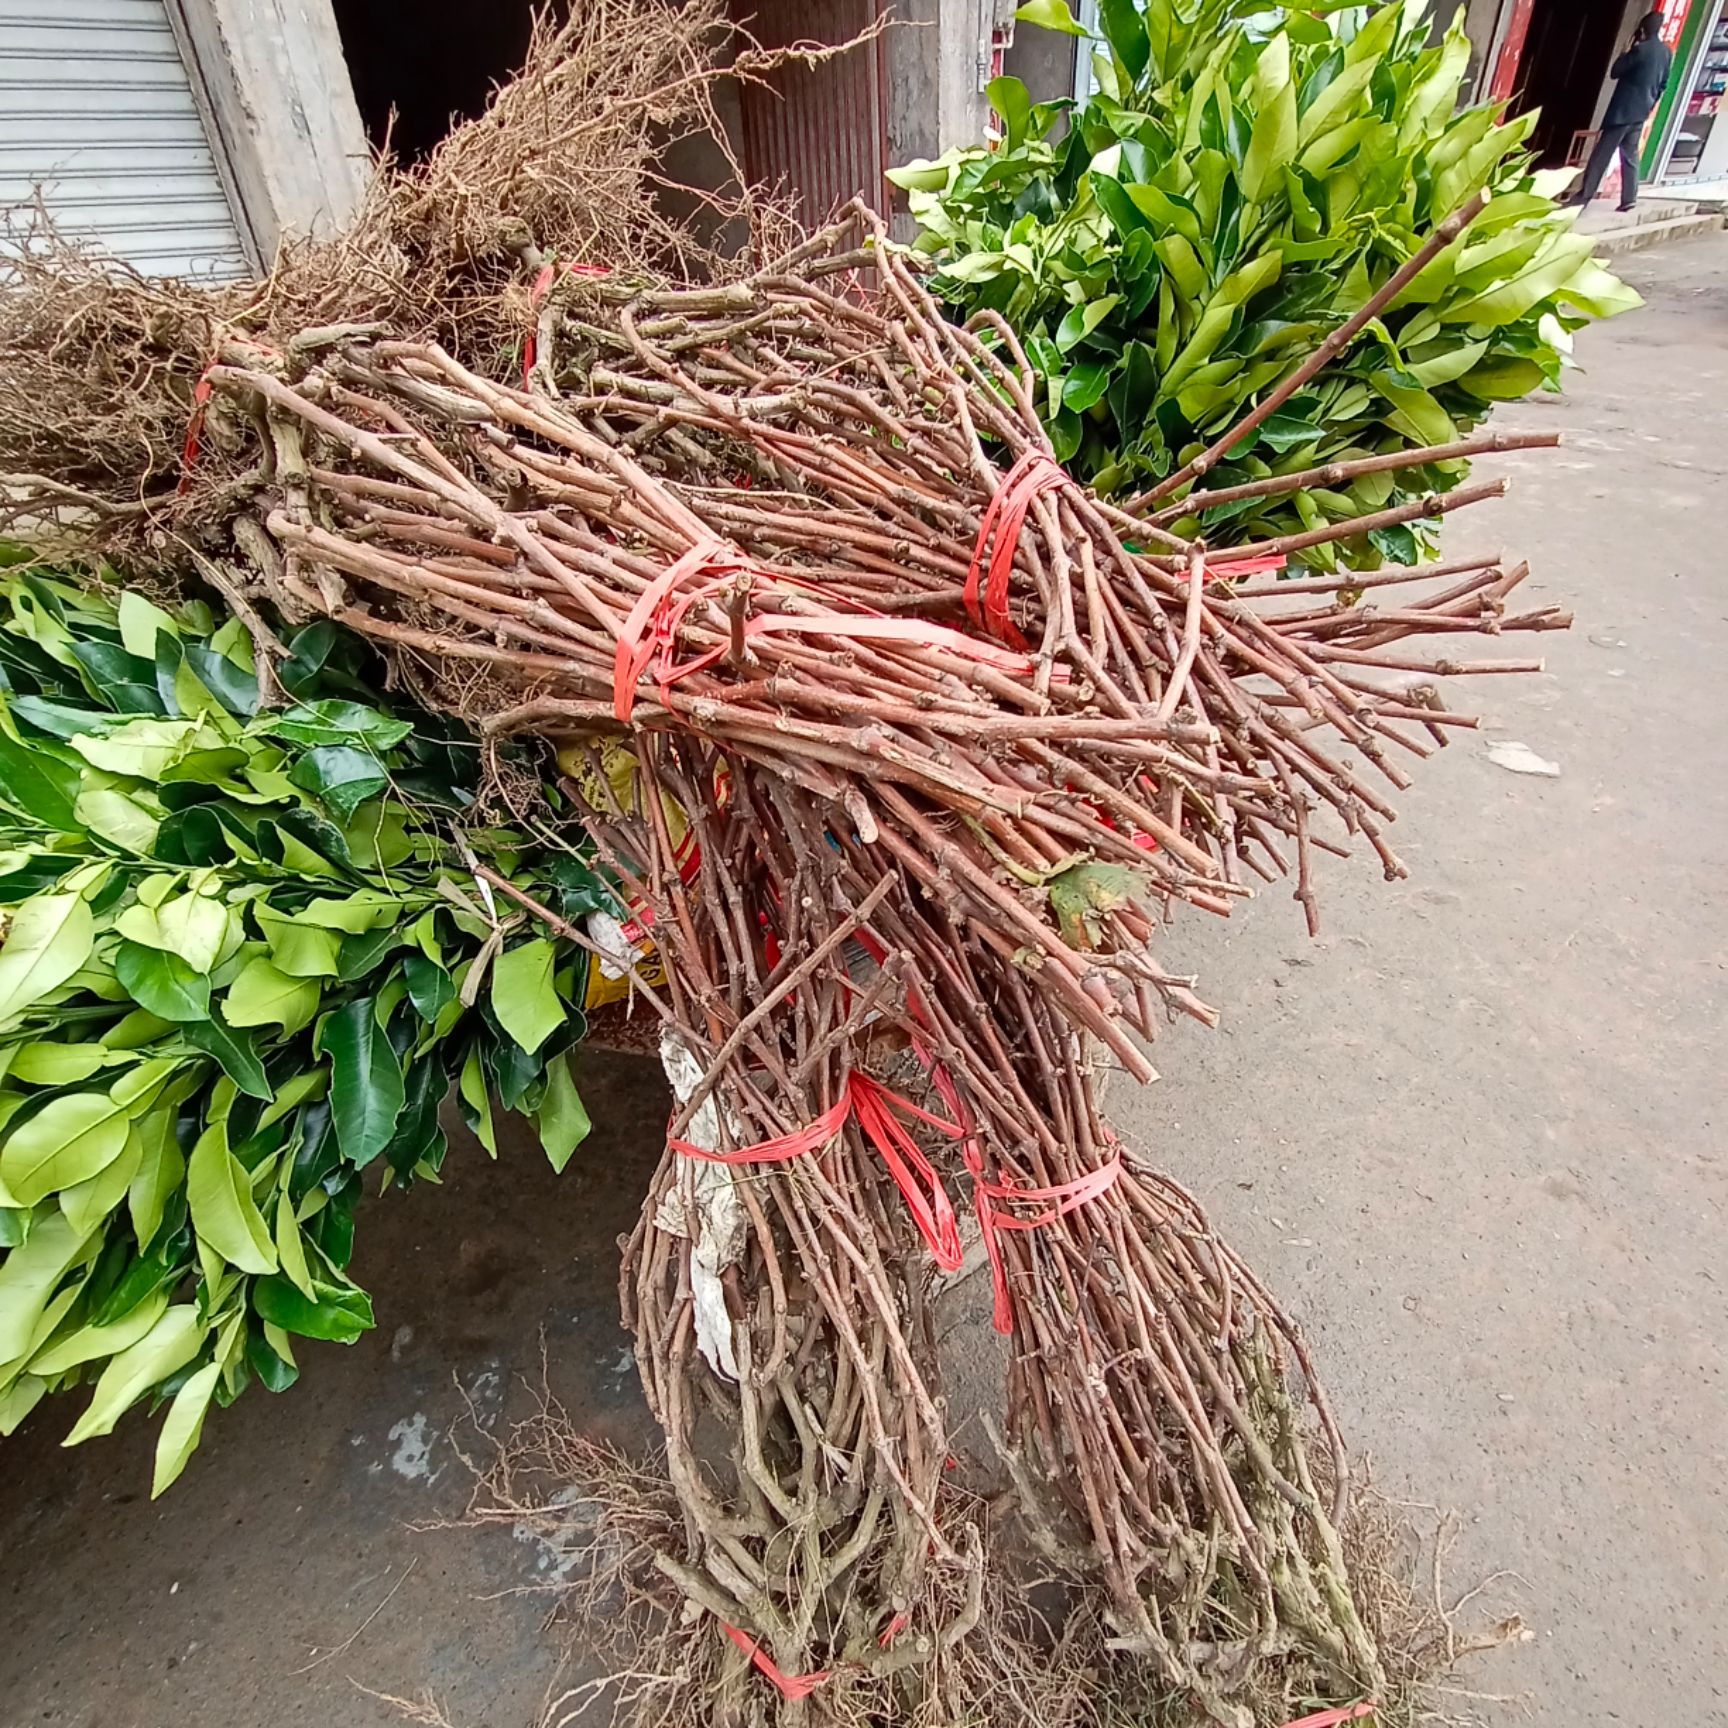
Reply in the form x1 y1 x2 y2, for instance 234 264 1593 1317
0 733 81 831
458 1044 497 1157
1242 33 1297 203
536 1055 591 1174
127 1110 184 1247
187 1122 276 1275
251 1274 374 1344
403 951 455 1021
287 745 389 822
1054 294 1120 353
274 1187 316 1301
0 1210 90 1362
490 939 564 1055
64 1303 203 1444
59 1121 146 1237
28 1286 169 1377
254 905 342 978
223 956 319 1033
151 1359 220 1496
260 700 413 754
114 939 211 1022
321 997 405 1168
184 1006 273 1102
1015 0 1090 36
0 892 94 1027
68 717 202 779
0 1088 131 1207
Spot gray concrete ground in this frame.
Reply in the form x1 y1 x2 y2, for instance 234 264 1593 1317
1 236 1724 1727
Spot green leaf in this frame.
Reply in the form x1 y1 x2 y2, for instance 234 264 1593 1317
274 1187 316 1300
9 1041 125 1086
458 1044 497 1157
1054 294 1120 353
1015 0 1090 37
184 1005 273 1102
1153 234 1207 302
260 700 414 754
0 1374 44 1435
322 997 405 1167
59 1120 146 1236
0 1087 131 1207
1098 0 1148 80
0 892 94 1027
151 1359 220 1496
251 1273 374 1344
403 951 456 1021
0 1211 90 1362
68 717 202 779
535 1054 591 1174
127 1109 184 1247
255 905 342 978
1242 33 1297 203
986 76 1032 151
297 889 406 934
491 939 565 1054
64 1304 203 1444
115 889 231 974
223 957 319 1033
74 785 162 853
0 731 82 832
187 1122 277 1275
114 939 211 1022
287 746 389 823
1257 411 1323 453
118 591 180 659
28 1287 169 1377
1061 362 1112 413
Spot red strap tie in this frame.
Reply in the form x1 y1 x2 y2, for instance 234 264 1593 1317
671 1073 965 1272
963 450 1069 648
720 1623 831 1700
1279 1706 1377 1728
176 373 215 497
1205 554 1286 581
672 1050 1118 1327
613 537 1044 723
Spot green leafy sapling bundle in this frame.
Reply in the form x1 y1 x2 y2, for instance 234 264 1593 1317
892 0 1639 567
0 567 610 1492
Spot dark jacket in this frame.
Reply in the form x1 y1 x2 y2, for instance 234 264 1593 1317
1604 36 1673 126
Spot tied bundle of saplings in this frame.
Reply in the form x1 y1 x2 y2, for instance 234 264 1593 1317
0 565 605 1492
173 200 1563 1722
891 0 1640 564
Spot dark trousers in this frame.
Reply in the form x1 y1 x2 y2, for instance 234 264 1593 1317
1577 121 1642 207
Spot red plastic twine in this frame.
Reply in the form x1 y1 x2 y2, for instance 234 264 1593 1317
720 1623 832 1700
670 1056 1119 1330
612 535 1043 724
670 1072 964 1272
176 373 215 497
523 259 612 385
1279 1705 1377 1728
963 450 1069 648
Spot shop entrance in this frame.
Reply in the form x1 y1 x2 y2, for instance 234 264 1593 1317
330 0 551 162
1506 0 1634 163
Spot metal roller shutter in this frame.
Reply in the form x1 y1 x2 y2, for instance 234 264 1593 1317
0 0 251 280
733 0 890 227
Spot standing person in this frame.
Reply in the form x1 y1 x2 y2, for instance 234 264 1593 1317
1567 12 1674 212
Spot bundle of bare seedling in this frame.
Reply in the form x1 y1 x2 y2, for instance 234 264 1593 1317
161 199 1557 1723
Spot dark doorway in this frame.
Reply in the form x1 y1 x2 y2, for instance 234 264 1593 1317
330 0 556 161
1507 0 1633 165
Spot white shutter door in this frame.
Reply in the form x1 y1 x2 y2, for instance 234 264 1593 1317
0 0 250 280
